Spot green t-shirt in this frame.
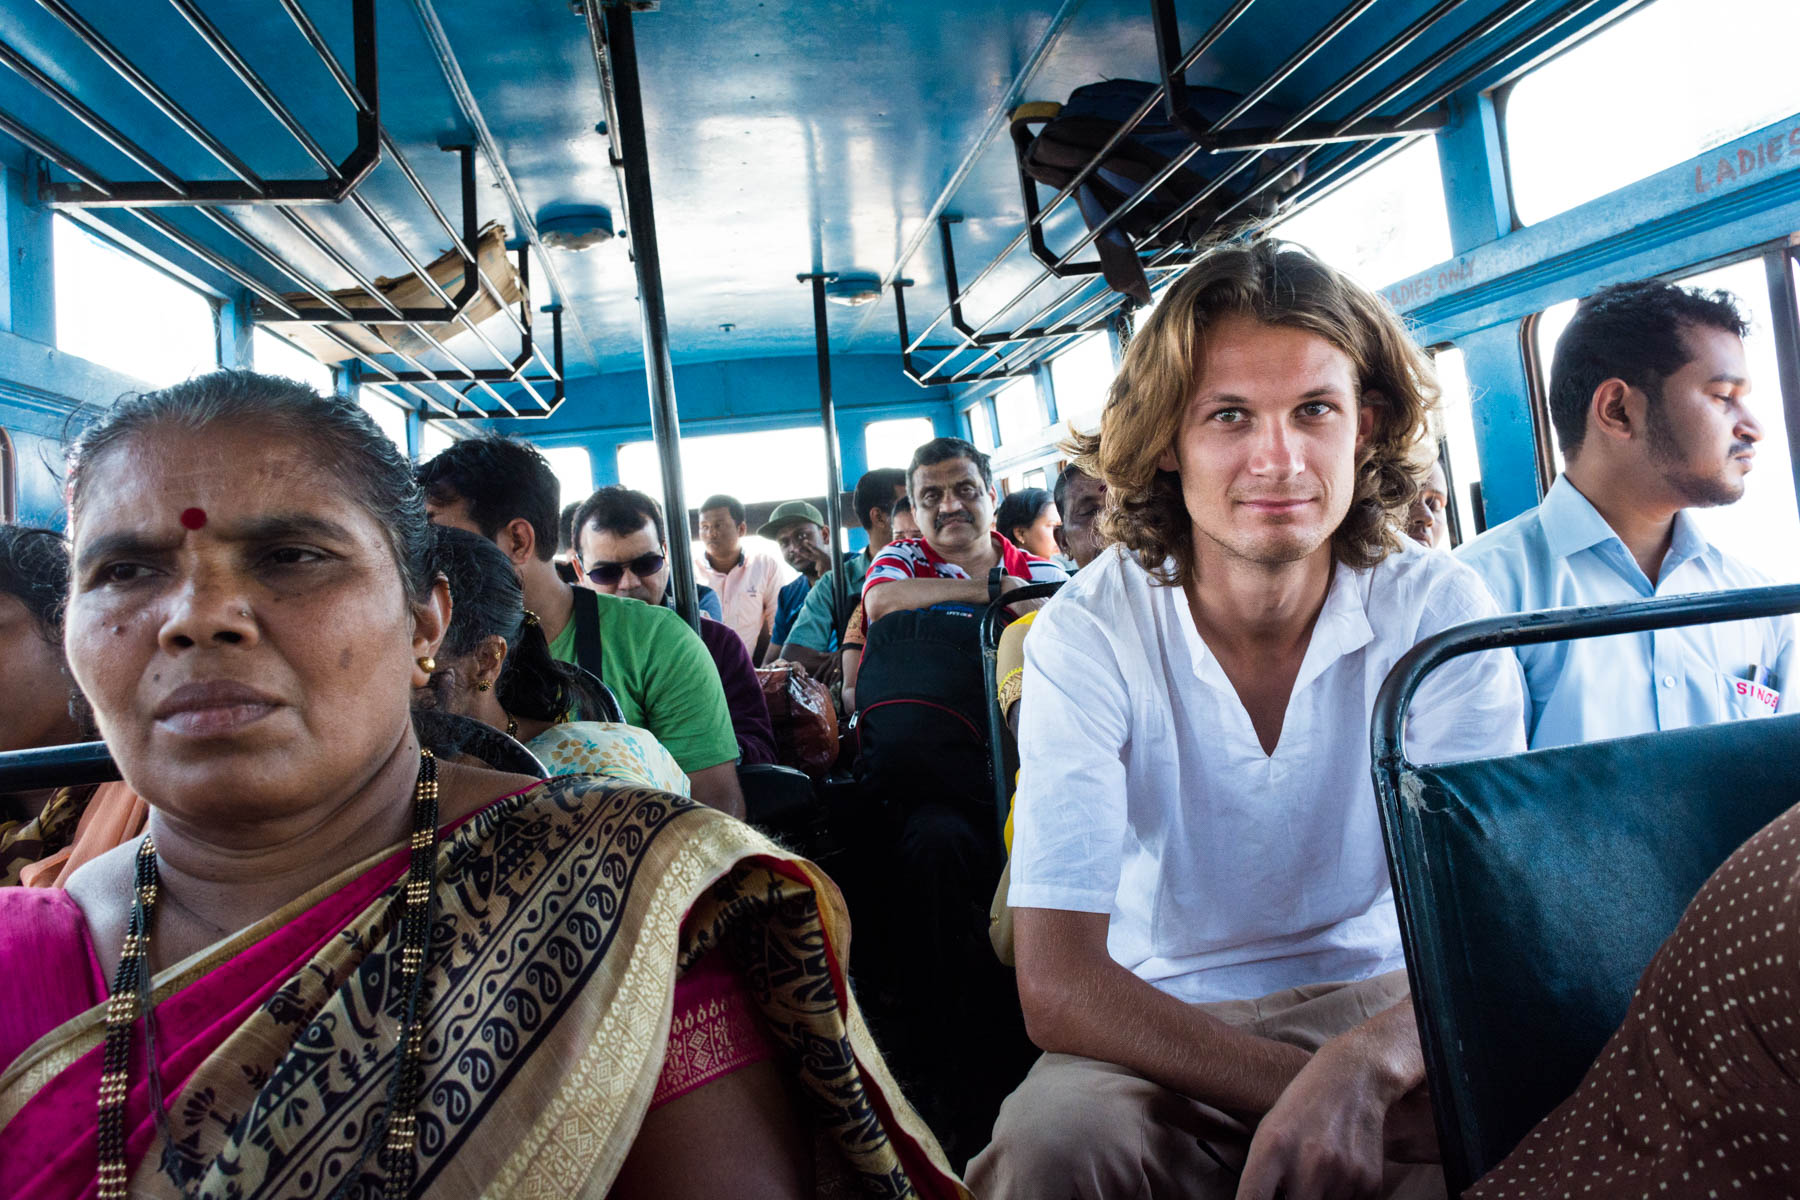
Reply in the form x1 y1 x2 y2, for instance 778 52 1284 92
548 591 739 774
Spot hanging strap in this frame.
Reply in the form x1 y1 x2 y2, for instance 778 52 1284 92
570 586 605 683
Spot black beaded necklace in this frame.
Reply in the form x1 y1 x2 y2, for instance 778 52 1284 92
96 749 442 1200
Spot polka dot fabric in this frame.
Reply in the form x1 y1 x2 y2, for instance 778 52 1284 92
1468 800 1800 1198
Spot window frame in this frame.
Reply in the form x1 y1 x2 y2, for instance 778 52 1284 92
0 426 14 523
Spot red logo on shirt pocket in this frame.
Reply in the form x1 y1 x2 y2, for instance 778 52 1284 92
1734 678 1780 712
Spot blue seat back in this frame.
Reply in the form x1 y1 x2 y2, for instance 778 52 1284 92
1370 584 1800 1192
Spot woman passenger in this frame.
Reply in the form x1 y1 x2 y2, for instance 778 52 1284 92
0 372 961 1199
420 524 688 791
993 487 1060 561
0 526 144 887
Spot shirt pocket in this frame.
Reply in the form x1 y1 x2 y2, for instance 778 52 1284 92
1718 670 1781 719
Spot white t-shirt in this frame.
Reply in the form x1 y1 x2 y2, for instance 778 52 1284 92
1009 541 1528 1004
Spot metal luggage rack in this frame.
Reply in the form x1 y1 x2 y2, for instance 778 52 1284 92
896 0 1609 388
0 0 564 421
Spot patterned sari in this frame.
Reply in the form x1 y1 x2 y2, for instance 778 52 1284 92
0 776 964 1198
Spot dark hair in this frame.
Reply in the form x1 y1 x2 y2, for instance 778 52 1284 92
1053 463 1094 516
893 495 913 516
853 467 908 528
699 494 745 524
995 487 1054 544
0 526 69 644
66 370 434 602
416 435 561 562
426 525 602 723
909 437 992 492
573 486 664 549
558 502 580 554
1549 280 1750 457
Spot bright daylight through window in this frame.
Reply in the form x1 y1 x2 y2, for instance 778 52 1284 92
54 216 218 387
253 328 334 395
1267 137 1453 291
864 417 934 472
1504 0 1800 225
619 425 827 507
1049 333 1116 434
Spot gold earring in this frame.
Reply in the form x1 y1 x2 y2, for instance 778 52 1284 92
475 680 491 692
417 656 437 673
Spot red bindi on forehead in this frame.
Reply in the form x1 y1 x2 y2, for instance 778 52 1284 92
179 508 207 531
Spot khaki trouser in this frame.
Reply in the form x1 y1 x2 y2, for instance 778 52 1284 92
964 970 1446 1200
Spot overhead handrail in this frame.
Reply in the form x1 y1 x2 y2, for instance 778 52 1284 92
22 0 381 206
896 0 1588 387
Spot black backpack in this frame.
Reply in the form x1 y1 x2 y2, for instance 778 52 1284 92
851 605 993 810
1011 78 1306 304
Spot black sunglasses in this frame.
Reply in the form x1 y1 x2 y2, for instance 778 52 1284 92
585 552 666 586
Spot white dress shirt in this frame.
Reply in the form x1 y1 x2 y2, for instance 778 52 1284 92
1458 475 1795 750
1009 541 1527 1005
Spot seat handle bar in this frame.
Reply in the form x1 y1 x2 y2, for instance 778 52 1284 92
1372 583 1800 772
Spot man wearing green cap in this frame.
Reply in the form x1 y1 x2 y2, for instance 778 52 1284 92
757 499 833 665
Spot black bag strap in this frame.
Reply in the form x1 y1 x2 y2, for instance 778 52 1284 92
570 585 605 683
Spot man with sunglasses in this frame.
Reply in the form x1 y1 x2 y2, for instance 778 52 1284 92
419 439 749 816
572 486 776 766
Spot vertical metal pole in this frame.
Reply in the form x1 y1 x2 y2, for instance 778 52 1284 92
1763 247 1800 525
801 274 849 627
601 3 698 629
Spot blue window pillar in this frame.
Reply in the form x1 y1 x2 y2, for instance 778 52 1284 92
1436 88 1541 523
2 166 55 346
219 288 255 370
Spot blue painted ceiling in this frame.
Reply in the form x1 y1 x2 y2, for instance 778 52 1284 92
0 0 1645 419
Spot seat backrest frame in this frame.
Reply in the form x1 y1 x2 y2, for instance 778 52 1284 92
1370 582 1800 1192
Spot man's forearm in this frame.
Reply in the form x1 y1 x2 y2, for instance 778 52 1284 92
863 576 990 621
1017 911 1310 1116
1326 997 1426 1105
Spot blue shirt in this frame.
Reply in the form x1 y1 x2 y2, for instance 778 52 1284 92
661 583 724 623
1457 475 1795 749
770 574 811 647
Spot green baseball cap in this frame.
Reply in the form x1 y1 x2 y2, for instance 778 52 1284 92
756 500 827 540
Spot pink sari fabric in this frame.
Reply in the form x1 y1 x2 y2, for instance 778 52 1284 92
0 841 414 1200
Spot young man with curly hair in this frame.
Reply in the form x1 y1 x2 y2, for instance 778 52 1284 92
967 241 1527 1200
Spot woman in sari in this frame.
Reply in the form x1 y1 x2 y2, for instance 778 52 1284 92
0 371 962 1199
419 524 689 792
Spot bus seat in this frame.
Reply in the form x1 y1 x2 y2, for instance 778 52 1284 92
979 582 1063 847
565 665 625 724
1370 584 1800 1194
738 761 817 832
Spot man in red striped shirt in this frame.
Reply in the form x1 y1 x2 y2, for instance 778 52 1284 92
863 437 1067 624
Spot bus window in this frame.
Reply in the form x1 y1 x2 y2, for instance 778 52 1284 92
1049 333 1116 433
1532 300 1579 477
53 216 217 387
964 402 996 453
1503 0 1800 226
1264 137 1452 290
538 445 594 508
253 328 335 395
618 425 827 507
1672 258 1799 582
993 377 1043 449
418 421 457 463
1433 347 1485 543
1529 259 1799 582
359 392 411 455
864 417 933 470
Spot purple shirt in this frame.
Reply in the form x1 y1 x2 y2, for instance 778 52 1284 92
697 614 777 765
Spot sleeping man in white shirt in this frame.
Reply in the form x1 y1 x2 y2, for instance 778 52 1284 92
966 240 1527 1200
